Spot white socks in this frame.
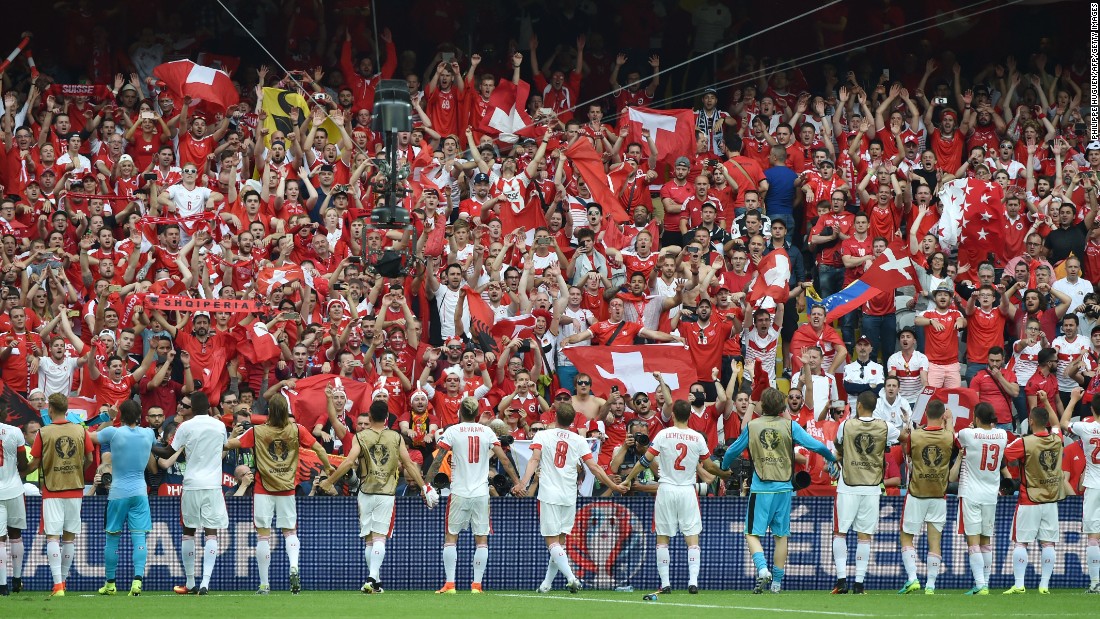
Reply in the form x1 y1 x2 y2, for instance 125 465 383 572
285 534 301 570
1013 544 1028 588
832 536 847 579
926 553 941 589
656 544 670 588
443 543 457 582
687 545 701 586
1087 539 1100 585
981 544 993 584
472 545 488 584
0 541 7 587
901 546 917 582
47 540 62 584
181 536 196 589
1040 545 1055 589
968 545 986 588
549 543 575 583
200 537 218 589
369 540 386 581
61 541 74 582
9 538 22 579
541 558 559 589
256 536 271 587
854 541 870 583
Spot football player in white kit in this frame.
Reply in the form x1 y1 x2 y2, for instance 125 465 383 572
956 402 1009 595
0 419 27 596
1060 392 1100 593
426 398 522 594
516 404 627 593
623 399 724 596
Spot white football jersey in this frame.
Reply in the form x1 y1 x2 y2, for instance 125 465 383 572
170 415 228 490
440 422 499 498
533 429 593 506
0 423 26 500
1069 421 1100 490
651 426 710 486
957 427 1009 504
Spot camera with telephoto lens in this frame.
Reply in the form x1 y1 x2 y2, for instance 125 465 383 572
725 456 751 496
99 472 113 488
433 473 450 489
490 473 513 495
498 434 515 447
633 432 650 447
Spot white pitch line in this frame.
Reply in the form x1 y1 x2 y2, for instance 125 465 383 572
496 593 873 616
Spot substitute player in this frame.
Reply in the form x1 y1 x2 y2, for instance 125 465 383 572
0 413 28 596
624 399 724 595
898 399 955 595
723 387 837 594
227 394 333 594
956 402 1009 595
94 401 156 596
516 404 627 594
832 391 901 595
1060 391 1100 593
320 401 438 594
166 392 228 596
1003 395 1071 594
426 397 522 594
27 393 94 597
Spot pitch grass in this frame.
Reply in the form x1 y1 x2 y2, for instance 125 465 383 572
5 589 1098 618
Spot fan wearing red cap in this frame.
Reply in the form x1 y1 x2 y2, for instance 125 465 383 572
927 106 966 172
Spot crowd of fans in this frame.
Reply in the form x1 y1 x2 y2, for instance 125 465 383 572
0 2 1093 499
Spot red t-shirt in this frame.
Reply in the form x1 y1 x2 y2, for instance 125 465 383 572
965 307 1006 364
177 132 216 170
970 368 1018 424
1024 371 1059 403
920 308 963 365
589 320 643 346
679 318 734 382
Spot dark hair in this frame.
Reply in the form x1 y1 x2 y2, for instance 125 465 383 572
760 388 786 417
925 398 945 420
987 346 1005 358
120 400 141 426
856 390 877 414
1038 347 1058 366
974 402 995 425
369 400 389 422
191 391 211 417
672 399 691 423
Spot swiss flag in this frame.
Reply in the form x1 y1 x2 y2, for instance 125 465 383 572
234 321 282 365
937 178 1007 270
491 314 537 341
153 60 239 113
564 138 631 223
562 344 694 400
747 250 791 304
256 265 304 296
912 386 978 432
620 106 695 164
478 79 540 144
283 373 374 430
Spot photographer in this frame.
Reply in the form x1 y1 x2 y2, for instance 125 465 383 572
226 465 254 497
607 419 659 495
488 419 520 497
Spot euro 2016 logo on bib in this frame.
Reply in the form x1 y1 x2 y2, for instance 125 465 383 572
54 436 77 459
921 444 945 467
759 428 781 450
566 501 646 589
1038 448 1059 473
268 439 290 462
368 443 391 466
854 433 876 456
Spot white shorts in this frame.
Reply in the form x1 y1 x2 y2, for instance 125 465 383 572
42 497 81 536
901 495 947 534
654 485 701 537
181 489 230 530
254 494 297 530
0 495 27 530
1012 503 1060 543
1083 487 1100 535
358 493 396 537
446 494 491 536
539 501 577 537
835 493 880 535
958 498 997 537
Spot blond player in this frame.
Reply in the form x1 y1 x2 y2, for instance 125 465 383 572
623 399 722 595
426 397 522 594
320 400 438 594
956 402 1009 595
516 404 627 593
1059 390 1100 593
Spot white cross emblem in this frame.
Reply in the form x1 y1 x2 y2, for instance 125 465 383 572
186 64 218 86
877 248 912 280
627 107 678 137
593 351 680 394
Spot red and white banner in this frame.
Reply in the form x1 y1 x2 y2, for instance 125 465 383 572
937 178 1007 269
147 295 262 313
234 321 282 365
256 265 304 296
747 250 791 304
562 344 695 400
491 314 537 341
283 373 374 430
153 60 239 113
478 79 539 144
620 106 695 163
912 386 978 431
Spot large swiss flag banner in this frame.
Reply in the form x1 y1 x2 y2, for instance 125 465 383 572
620 106 695 164
563 344 694 400
154 60 239 113
282 373 373 429
912 386 978 431
747 249 791 304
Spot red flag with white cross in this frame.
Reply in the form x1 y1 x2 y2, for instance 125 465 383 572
619 106 695 164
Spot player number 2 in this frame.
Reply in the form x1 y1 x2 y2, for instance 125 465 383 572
1090 437 1100 464
467 435 481 463
979 443 1001 471
554 441 569 468
674 443 688 470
